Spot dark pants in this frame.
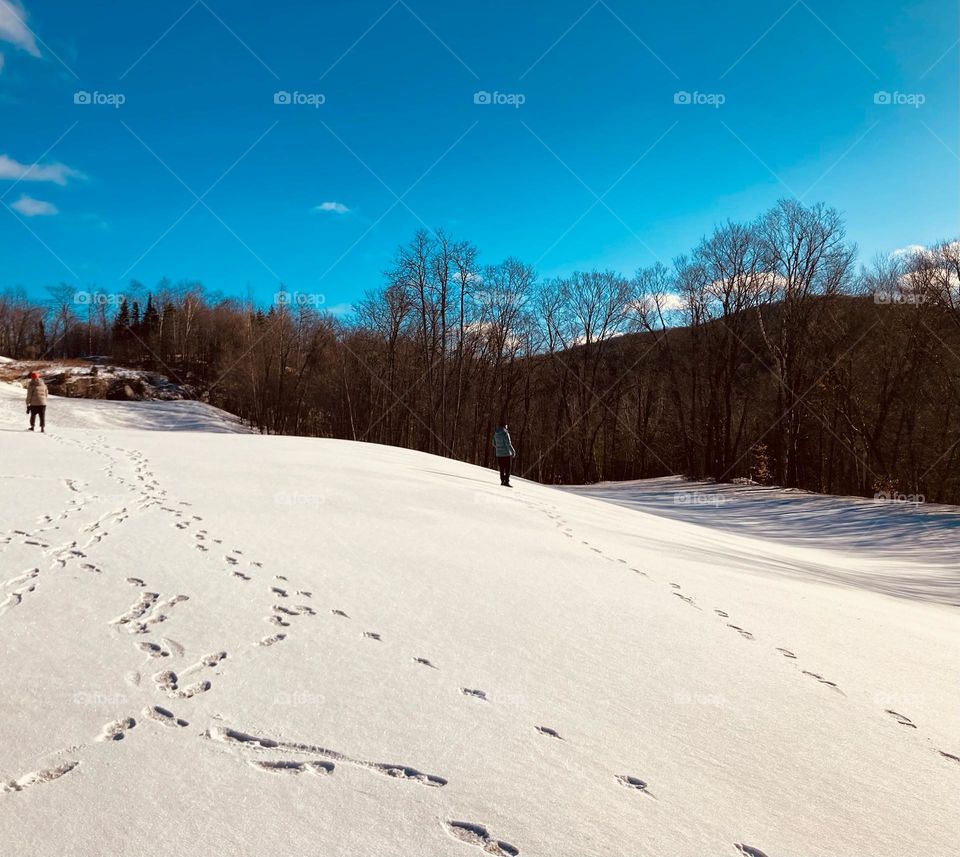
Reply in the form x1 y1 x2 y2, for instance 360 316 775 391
29 405 46 430
497 456 512 485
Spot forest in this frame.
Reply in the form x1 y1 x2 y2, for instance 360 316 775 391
2 199 959 503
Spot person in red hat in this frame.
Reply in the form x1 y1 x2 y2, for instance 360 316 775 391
25 371 48 433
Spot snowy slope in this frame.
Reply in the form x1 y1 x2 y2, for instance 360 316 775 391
0 387 958 857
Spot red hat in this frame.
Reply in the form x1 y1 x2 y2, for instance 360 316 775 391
29 371 39 379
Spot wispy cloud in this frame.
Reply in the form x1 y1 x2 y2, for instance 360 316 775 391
0 154 83 184
11 194 57 216
325 302 354 317
314 201 349 215
0 0 40 57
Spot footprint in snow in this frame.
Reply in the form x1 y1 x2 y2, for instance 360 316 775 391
413 657 437 669
776 648 796 659
364 631 381 641
143 706 188 728
98 717 136 742
445 821 519 856
260 633 286 646
331 609 349 618
714 609 729 618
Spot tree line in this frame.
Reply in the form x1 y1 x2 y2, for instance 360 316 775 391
2 198 958 503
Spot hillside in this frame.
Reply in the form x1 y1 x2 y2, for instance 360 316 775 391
0 385 958 857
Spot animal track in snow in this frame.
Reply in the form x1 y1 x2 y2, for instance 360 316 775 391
270 587 288 598
331 609 349 618
143 706 188 728
126 577 146 588
296 590 312 597
885 710 916 728
673 592 698 608
232 571 251 580
98 717 136 741
727 625 754 640
776 648 797 659
1 761 79 794
669 583 681 589
714 609 729 618
413 657 437 668
249 759 334 775
736 845 770 857
364 632 381 641
939 751 960 764
461 688 487 701
205 726 447 787
801 670 841 690
260 633 286 646
535 726 562 739
616 774 653 796
445 821 519 856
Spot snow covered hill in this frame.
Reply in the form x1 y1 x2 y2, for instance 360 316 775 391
0 387 958 857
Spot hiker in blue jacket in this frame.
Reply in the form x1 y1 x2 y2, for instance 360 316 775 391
492 423 516 487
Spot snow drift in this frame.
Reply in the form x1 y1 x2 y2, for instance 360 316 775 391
0 385 957 857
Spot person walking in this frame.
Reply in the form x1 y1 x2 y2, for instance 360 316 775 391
25 371 48 433
492 422 516 487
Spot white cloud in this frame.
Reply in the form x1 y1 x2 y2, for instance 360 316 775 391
0 154 83 184
11 194 57 216
0 0 40 57
315 201 349 214
891 244 926 259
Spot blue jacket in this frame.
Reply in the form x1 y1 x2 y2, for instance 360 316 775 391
493 427 515 457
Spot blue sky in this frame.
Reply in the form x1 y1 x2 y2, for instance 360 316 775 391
0 0 957 311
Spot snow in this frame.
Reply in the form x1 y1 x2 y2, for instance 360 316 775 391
0 386 958 857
